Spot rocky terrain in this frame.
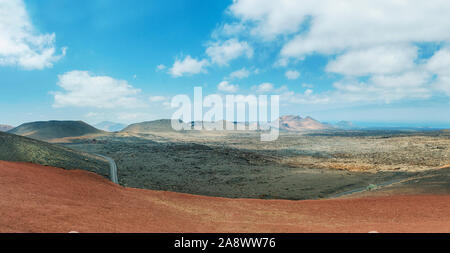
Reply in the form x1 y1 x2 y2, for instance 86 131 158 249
63 127 450 200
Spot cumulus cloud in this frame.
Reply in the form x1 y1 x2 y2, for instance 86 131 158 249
229 0 311 40
304 89 313 96
206 39 253 66
280 71 432 105
53 71 145 109
217 81 239 92
156 64 166 71
212 22 247 39
250 84 329 105
85 112 103 118
169 55 208 77
224 0 450 103
228 1 450 55
285 70 300 80
426 47 450 96
149 96 167 102
116 112 154 121
0 0 65 70
326 45 418 76
229 68 250 79
255 82 274 93
275 1 450 58
164 0 450 105
333 72 432 103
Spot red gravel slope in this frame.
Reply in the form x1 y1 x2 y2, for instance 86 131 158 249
0 160 449 233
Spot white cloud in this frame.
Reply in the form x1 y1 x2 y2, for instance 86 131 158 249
156 64 166 71
274 58 289 68
53 71 145 109
228 1 450 56
149 96 167 102
85 112 103 118
116 112 153 121
252 83 289 94
426 48 450 74
229 68 250 79
326 45 418 76
332 72 432 103
250 84 330 105
255 82 274 93
426 47 450 96
217 81 239 93
225 0 450 104
206 39 253 66
212 22 247 38
285 70 300 80
304 89 313 96
169 55 208 77
283 72 432 105
278 1 450 58
162 0 450 107
266 70 433 106
0 0 65 70
229 0 312 40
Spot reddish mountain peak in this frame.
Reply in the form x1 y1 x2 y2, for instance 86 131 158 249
278 115 332 131
279 115 303 121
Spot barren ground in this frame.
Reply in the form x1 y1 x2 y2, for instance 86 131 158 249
63 130 450 199
1 161 449 233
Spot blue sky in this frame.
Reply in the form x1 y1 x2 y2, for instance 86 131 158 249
1 0 450 127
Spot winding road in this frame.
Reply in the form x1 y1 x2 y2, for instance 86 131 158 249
95 154 118 184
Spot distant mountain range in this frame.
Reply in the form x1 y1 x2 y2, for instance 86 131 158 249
8 120 104 141
7 117 446 142
121 116 338 133
94 121 127 132
0 124 14 132
4 116 355 141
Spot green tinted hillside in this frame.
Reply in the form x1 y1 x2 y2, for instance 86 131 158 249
121 119 176 133
8 120 104 141
0 131 109 177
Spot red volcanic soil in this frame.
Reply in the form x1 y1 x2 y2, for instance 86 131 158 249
0 160 449 233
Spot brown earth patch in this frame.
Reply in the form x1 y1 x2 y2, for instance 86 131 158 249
0 160 449 233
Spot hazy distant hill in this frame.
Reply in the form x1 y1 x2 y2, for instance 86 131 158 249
122 117 338 133
94 121 126 132
335 121 355 130
121 119 177 133
8 120 104 141
0 131 109 177
0 124 14 132
279 115 334 131
122 119 258 133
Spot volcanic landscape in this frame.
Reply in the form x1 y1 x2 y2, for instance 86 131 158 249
0 117 449 232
